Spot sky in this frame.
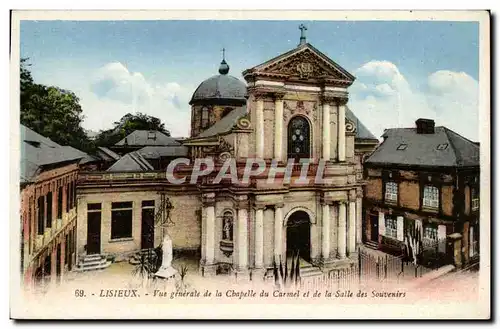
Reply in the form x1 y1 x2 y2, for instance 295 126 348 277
20 20 480 141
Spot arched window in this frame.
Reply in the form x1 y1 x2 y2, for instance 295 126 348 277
287 116 311 160
222 211 233 241
201 107 209 129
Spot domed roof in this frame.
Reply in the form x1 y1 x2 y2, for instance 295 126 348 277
189 58 248 105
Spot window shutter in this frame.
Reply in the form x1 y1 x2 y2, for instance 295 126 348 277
438 225 447 253
396 216 404 241
378 211 385 236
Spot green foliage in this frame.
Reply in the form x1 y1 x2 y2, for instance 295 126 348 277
20 58 94 153
132 249 158 279
93 112 171 148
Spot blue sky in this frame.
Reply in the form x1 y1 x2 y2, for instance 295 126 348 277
20 20 480 140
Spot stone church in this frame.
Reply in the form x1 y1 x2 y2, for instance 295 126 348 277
76 27 379 278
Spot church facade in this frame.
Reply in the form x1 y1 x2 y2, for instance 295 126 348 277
76 29 379 278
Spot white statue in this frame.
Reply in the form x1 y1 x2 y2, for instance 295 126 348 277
154 234 178 279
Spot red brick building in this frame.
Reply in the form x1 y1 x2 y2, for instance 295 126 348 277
363 119 480 269
20 125 92 292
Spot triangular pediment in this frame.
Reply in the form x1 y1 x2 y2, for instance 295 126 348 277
243 44 355 86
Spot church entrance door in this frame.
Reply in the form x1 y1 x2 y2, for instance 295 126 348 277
286 211 311 262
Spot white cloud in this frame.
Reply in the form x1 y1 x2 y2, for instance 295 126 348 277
350 61 479 142
82 62 192 137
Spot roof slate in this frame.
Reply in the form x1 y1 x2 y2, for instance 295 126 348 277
345 106 378 141
137 145 189 159
197 106 247 138
106 152 154 172
20 125 90 183
115 130 181 146
365 126 479 168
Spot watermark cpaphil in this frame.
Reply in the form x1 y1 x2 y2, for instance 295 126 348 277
165 157 329 185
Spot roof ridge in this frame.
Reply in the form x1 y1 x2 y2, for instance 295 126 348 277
442 127 461 166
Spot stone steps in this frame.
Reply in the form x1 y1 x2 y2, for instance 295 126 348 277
364 241 379 250
74 254 112 272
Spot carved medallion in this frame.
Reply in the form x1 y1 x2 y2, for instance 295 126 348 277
296 62 314 79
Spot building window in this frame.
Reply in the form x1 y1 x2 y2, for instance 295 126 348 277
37 196 44 235
385 181 398 203
72 181 77 209
111 202 133 239
471 188 479 211
57 187 63 219
201 107 209 129
423 185 439 209
222 211 234 241
65 183 70 212
385 217 397 239
287 116 311 160
424 225 438 241
46 192 52 228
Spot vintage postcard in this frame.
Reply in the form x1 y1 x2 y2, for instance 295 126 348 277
10 10 490 319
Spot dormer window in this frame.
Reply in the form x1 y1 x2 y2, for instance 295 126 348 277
147 131 156 141
436 143 448 150
397 144 407 151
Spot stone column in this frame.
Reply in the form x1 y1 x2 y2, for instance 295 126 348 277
356 189 363 245
274 204 284 262
321 203 330 260
255 94 265 159
273 93 284 161
201 193 216 275
348 192 356 254
322 97 331 161
338 100 346 162
204 205 216 265
337 201 347 259
263 208 274 267
236 201 249 271
254 206 264 269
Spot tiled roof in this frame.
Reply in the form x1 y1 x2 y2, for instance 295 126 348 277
197 106 247 138
345 106 378 141
106 151 154 172
20 125 90 183
115 130 181 146
137 146 188 159
97 147 121 161
365 126 479 167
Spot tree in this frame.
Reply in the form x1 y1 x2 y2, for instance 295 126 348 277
20 58 93 153
94 112 171 147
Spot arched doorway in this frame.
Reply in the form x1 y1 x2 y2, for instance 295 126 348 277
286 210 311 262
287 115 311 160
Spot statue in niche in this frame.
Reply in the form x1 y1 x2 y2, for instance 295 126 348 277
222 212 233 241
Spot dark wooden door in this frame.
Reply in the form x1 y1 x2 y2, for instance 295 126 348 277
87 212 101 254
141 208 155 250
370 215 379 242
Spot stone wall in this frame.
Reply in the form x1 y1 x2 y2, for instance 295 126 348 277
77 190 201 260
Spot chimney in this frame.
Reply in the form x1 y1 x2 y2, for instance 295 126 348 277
415 118 435 134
